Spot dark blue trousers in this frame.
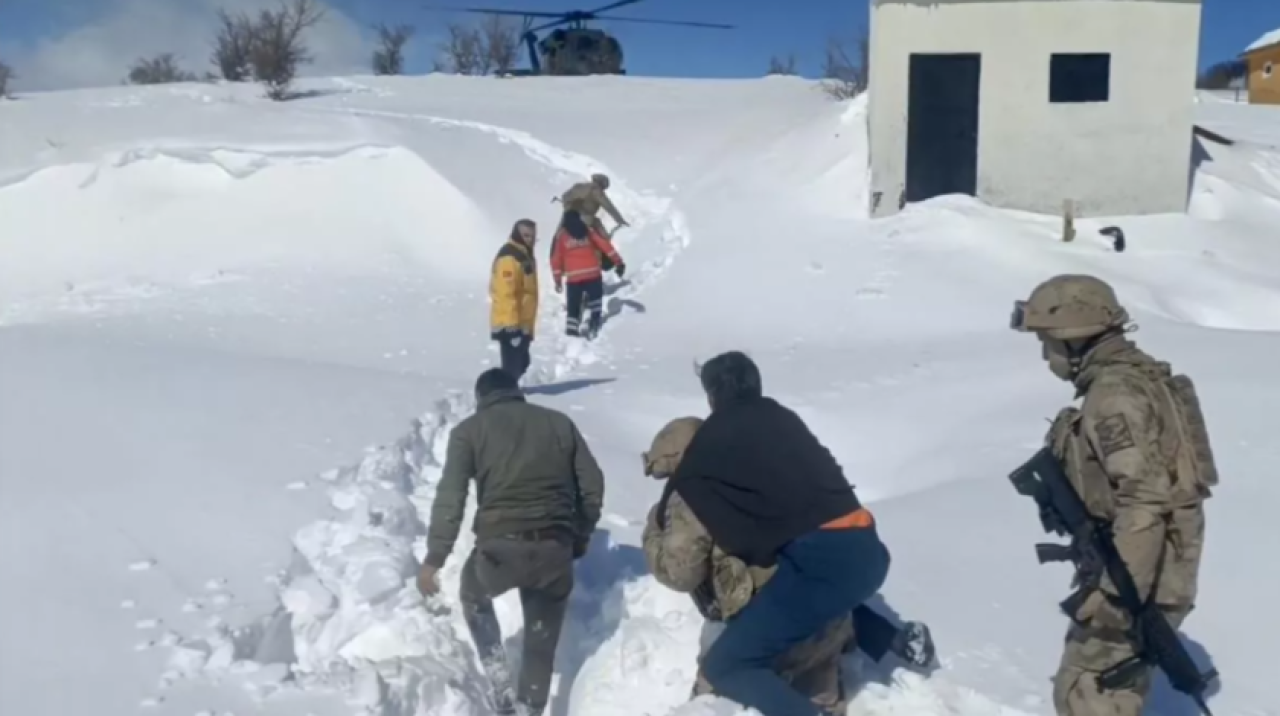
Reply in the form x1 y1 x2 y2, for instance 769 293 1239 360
700 525 890 716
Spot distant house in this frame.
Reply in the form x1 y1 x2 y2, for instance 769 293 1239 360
1241 28 1280 105
866 0 1202 219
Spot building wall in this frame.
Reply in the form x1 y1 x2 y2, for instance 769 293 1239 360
1245 45 1280 105
868 0 1202 218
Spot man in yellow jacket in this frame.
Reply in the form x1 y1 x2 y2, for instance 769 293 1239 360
490 219 539 381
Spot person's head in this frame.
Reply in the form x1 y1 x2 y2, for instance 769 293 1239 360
643 417 704 479
1010 274 1131 381
562 210 589 240
697 350 762 410
510 218 536 247
474 367 519 401
591 173 610 190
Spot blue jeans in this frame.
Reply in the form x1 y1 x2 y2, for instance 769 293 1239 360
700 526 891 716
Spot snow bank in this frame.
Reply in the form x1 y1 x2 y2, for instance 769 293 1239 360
0 144 494 322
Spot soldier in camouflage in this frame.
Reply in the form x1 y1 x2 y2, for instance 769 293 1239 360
641 418 937 715
1011 274 1217 716
558 174 629 272
560 173 629 236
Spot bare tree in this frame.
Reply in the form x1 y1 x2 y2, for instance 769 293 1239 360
212 9 257 81
372 22 414 75
127 53 199 84
435 16 520 75
437 22 484 75
0 60 12 98
767 54 798 75
821 31 869 99
1196 59 1246 90
249 0 327 100
477 15 520 75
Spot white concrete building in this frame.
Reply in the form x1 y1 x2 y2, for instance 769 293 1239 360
866 0 1202 218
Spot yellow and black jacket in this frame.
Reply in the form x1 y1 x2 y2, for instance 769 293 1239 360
489 238 538 339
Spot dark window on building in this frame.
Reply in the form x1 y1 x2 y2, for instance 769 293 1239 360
1049 53 1111 103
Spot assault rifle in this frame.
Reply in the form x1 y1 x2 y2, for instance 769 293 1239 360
1008 447 1218 715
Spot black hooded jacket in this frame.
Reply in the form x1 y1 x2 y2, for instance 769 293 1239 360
670 395 860 567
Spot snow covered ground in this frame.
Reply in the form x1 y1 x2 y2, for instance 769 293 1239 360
2 74 1279 716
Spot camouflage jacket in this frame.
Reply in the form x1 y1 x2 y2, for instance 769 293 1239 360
1047 338 1214 608
561 181 626 227
644 486 853 697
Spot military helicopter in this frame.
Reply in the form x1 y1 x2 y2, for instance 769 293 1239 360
426 0 733 76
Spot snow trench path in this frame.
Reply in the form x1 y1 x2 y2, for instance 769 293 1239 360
158 114 695 716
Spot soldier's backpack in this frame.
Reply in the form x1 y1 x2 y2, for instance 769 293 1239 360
1129 365 1221 499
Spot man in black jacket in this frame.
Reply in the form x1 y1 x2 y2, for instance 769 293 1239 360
672 351 891 716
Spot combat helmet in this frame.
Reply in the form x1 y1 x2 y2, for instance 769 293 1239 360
643 416 703 478
591 173 610 189
1010 274 1130 340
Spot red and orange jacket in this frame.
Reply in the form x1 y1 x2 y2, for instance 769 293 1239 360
550 227 623 285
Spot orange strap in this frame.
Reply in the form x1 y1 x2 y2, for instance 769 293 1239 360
821 507 874 530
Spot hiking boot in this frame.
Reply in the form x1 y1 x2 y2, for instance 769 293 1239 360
890 620 936 667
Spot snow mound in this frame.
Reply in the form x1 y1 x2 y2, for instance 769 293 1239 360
0 144 494 323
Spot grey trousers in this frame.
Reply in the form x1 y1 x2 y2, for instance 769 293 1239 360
459 533 575 713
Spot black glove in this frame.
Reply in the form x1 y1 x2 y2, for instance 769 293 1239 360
615 263 626 278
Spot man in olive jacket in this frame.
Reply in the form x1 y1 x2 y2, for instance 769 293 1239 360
417 368 606 716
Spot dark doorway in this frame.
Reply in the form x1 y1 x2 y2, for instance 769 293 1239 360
905 53 982 204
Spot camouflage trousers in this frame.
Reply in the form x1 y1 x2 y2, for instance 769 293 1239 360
691 615 852 714
1052 605 1190 716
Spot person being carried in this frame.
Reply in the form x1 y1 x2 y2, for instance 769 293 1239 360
417 368 606 716
489 219 539 381
641 417 936 715
558 173 629 272
671 351 892 716
550 210 624 339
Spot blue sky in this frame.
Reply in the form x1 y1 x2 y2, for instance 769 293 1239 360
0 0 1274 90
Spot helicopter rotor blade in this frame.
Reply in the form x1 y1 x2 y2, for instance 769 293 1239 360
592 16 733 29
583 0 646 15
526 16 579 34
421 5 567 19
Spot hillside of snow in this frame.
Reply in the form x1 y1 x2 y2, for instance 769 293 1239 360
2 74 1279 716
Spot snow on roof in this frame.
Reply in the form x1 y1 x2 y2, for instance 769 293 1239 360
1244 27 1280 54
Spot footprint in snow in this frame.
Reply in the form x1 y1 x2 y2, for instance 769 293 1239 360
204 578 228 591
128 559 157 572
139 696 163 707
181 598 204 613
120 599 137 609
285 481 308 490
135 618 162 629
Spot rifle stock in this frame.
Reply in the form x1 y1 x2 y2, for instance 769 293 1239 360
1008 447 1218 715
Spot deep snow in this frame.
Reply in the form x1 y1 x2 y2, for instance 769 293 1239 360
1 75 1279 716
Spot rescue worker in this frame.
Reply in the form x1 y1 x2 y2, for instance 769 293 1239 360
1010 274 1215 716
489 219 538 380
641 418 936 715
671 351 891 716
550 210 624 339
418 368 606 716
559 173 629 272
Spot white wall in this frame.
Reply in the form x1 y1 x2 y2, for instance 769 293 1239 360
868 0 1202 218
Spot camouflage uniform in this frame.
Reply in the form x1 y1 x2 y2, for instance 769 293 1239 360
560 173 628 235
1011 275 1216 716
639 418 853 714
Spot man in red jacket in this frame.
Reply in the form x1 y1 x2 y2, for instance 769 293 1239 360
550 210 625 339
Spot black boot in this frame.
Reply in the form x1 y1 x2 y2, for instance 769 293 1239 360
890 620 936 667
